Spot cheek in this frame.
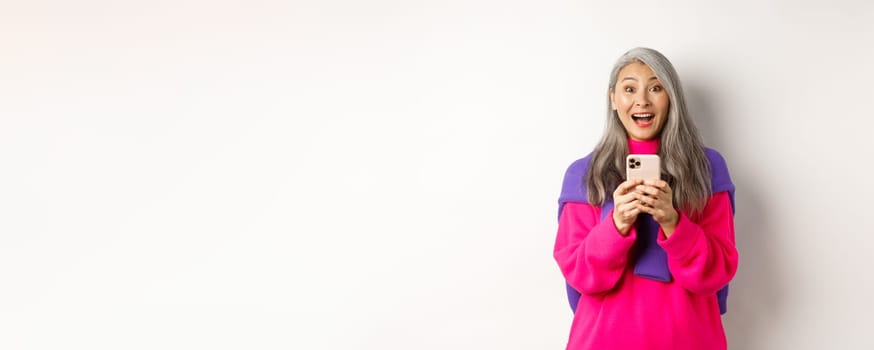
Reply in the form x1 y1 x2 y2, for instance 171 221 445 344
615 94 633 109
657 95 671 113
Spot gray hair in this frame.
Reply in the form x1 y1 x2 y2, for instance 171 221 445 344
585 47 712 214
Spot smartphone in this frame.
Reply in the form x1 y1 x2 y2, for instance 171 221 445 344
626 154 661 181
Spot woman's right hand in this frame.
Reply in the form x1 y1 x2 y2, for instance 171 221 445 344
611 179 644 235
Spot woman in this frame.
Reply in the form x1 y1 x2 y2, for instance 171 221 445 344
554 47 738 349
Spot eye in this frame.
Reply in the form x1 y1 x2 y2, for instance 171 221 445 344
624 86 634 93
650 85 662 92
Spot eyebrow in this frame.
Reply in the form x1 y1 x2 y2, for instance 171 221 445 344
621 76 659 82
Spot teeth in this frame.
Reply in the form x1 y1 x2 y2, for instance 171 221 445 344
632 114 654 118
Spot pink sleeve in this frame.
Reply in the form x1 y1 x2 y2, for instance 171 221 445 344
553 202 637 295
658 191 738 295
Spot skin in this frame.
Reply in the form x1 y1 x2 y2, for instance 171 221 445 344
610 62 670 141
609 62 680 237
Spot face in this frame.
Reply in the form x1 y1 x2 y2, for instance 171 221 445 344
610 62 670 141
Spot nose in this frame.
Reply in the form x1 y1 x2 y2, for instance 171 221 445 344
634 90 651 107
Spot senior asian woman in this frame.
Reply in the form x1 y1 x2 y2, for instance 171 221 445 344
554 47 738 350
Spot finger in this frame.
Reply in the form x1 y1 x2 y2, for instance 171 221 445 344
635 185 663 197
647 200 676 220
637 203 655 215
612 193 630 207
626 206 640 218
617 199 636 214
644 183 671 199
645 195 672 212
614 187 643 205
615 179 645 195
639 204 667 219
656 181 672 196
635 193 656 207
614 185 632 199
643 179 668 189
618 200 641 218
655 209 668 221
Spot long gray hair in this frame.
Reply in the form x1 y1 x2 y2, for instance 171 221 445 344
585 47 712 215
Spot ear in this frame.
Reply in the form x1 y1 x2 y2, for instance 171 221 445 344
609 88 617 111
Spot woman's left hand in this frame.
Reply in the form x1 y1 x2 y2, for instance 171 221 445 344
634 180 680 237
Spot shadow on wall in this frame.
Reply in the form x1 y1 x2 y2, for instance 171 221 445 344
685 81 785 350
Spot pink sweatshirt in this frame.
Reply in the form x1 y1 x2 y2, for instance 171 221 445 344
553 139 738 350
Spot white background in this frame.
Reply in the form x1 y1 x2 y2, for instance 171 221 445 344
2 0 873 349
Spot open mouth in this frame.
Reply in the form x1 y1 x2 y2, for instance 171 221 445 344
631 113 654 127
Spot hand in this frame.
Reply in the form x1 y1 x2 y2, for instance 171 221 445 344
612 179 645 235
634 179 680 236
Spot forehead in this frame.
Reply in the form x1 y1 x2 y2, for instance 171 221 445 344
618 62 658 81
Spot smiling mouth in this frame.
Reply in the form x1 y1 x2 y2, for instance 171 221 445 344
631 113 654 126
